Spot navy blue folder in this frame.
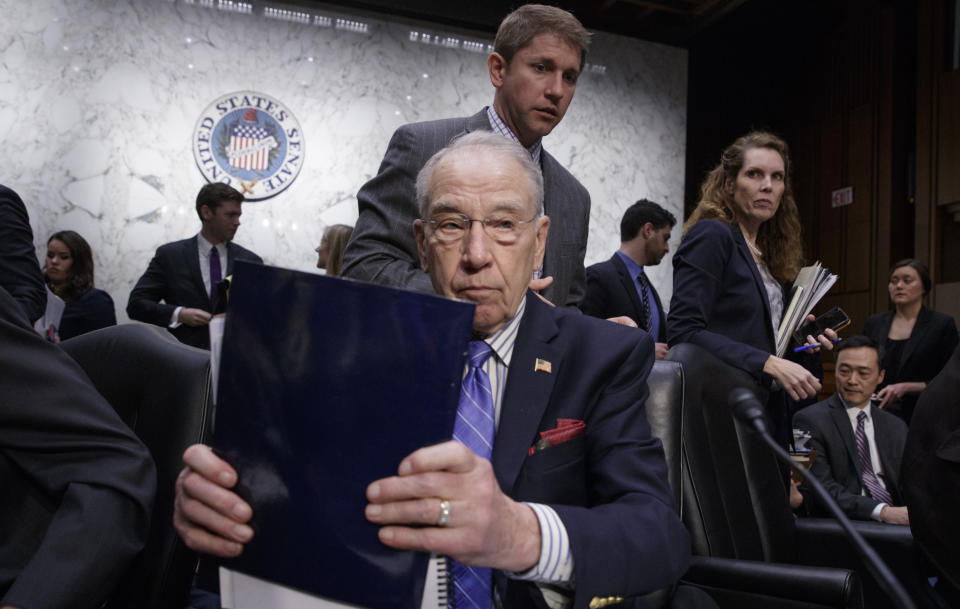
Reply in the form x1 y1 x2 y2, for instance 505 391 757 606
213 261 475 609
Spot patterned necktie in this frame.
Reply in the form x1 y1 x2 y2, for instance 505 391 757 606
450 340 495 609
855 411 893 505
209 246 222 310
636 271 652 331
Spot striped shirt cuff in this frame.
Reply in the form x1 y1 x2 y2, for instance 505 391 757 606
511 503 574 585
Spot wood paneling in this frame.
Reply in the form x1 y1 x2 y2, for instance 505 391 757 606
916 0 960 310
936 71 960 206
846 104 875 294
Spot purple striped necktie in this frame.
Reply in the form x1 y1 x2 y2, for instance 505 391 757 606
855 411 893 505
450 340 494 609
209 247 222 310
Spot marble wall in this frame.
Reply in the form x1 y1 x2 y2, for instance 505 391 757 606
0 0 687 320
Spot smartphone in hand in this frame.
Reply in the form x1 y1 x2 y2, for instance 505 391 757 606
793 306 851 345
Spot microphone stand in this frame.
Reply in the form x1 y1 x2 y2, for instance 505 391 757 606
729 388 917 609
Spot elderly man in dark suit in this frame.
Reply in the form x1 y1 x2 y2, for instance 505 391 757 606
127 182 262 349
341 4 591 309
0 285 156 609
173 132 690 609
793 335 909 524
581 199 676 358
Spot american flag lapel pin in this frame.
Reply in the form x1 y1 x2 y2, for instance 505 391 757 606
534 358 552 374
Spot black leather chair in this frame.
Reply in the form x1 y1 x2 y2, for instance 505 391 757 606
654 344 863 609
62 323 215 609
666 343 936 609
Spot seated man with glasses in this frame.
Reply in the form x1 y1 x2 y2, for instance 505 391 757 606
174 132 689 609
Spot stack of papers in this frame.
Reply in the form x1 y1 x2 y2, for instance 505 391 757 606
775 262 838 357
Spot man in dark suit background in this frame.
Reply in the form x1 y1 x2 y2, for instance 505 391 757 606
793 335 909 524
901 344 960 601
0 185 46 323
173 132 690 608
127 183 262 349
0 285 156 609
580 199 675 358
341 4 592 309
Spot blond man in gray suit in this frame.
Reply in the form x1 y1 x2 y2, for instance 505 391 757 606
341 4 592 308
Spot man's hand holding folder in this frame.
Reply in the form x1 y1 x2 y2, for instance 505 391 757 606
175 444 254 558
175 440 543 573
365 441 541 573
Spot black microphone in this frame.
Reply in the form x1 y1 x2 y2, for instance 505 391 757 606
728 388 917 609
728 387 769 435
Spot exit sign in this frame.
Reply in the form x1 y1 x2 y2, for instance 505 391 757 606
831 186 854 208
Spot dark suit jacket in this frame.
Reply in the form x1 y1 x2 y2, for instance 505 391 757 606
59 287 117 340
793 394 907 520
127 236 262 349
0 184 46 323
862 307 959 423
340 108 591 308
581 253 667 341
667 219 777 383
0 286 156 609
901 345 960 588
496 293 689 608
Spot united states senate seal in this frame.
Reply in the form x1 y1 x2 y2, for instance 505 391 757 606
193 91 304 201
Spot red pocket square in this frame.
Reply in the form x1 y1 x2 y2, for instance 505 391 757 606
528 418 586 455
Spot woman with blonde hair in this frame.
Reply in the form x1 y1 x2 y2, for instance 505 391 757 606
668 131 834 445
315 224 353 276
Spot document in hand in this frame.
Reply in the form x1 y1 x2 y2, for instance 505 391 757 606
775 262 838 357
213 261 475 609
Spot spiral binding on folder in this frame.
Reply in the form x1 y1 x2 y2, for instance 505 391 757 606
438 557 451 608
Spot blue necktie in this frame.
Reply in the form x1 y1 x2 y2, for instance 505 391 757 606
636 271 652 331
451 340 495 609
209 247 222 310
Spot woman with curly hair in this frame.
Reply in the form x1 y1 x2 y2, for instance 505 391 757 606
44 230 116 340
668 132 834 445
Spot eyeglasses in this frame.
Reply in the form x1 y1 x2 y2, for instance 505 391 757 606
426 212 537 245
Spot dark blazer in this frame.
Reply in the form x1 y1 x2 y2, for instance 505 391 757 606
901 345 960 588
59 287 117 341
340 108 591 308
862 307 959 423
667 219 777 382
127 236 262 349
496 293 689 608
0 184 46 323
0 286 156 609
793 394 907 520
581 253 667 341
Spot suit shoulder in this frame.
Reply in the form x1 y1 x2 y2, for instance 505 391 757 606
542 150 588 198
230 242 262 262
395 115 470 139
873 407 908 434
155 237 195 254
553 305 653 353
585 258 616 276
927 309 958 330
794 399 834 426
85 287 115 305
675 219 736 261
686 219 735 241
